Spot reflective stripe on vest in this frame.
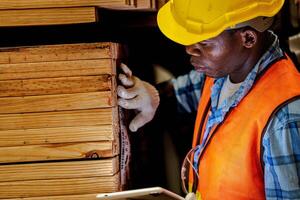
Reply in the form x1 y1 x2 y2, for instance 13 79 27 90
192 57 300 200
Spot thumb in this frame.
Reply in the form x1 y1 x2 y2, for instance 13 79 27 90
129 112 152 132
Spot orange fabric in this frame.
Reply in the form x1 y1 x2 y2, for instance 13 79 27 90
192 57 300 200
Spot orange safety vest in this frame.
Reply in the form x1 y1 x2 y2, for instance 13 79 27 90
192 57 300 200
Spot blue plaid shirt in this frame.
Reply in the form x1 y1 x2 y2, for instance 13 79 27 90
172 32 300 200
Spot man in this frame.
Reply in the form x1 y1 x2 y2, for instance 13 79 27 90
117 0 300 199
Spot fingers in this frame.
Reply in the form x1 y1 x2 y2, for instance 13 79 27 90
117 64 159 132
119 73 134 87
129 112 152 132
117 85 138 99
118 96 142 109
120 63 132 77
119 63 134 87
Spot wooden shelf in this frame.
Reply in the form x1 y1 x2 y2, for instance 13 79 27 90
0 0 170 27
0 0 130 10
0 7 96 27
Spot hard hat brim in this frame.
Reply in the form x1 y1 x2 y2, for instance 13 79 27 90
157 1 283 46
157 2 208 46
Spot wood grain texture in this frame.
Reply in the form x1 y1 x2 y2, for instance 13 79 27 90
0 0 128 9
0 41 122 197
0 141 118 163
0 75 112 97
135 0 153 8
112 78 120 142
0 91 114 114
0 125 115 147
0 43 120 64
0 157 119 182
0 108 116 131
0 7 96 27
0 174 120 199
157 0 169 8
0 59 116 80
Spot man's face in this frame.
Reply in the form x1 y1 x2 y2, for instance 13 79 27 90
185 30 246 78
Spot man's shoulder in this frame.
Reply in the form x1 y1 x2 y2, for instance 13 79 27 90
265 97 300 135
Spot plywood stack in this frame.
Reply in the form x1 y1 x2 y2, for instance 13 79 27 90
0 0 158 27
0 42 122 200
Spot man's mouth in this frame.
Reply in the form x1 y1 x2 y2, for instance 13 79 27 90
190 57 207 72
191 61 207 72
195 66 207 73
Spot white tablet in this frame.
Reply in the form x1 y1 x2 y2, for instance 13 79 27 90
96 187 185 200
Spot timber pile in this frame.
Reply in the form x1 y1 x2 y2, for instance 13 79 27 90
0 42 122 199
156 0 169 9
0 0 158 27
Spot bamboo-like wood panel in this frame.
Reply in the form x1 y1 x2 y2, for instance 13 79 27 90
0 141 118 163
0 7 96 27
0 174 120 199
0 59 116 81
0 0 128 9
0 91 115 114
0 43 120 64
0 108 116 130
0 157 119 182
0 125 115 147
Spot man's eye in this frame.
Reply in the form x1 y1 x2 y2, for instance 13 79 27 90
200 42 209 47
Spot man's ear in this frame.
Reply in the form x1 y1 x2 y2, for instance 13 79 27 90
240 29 257 48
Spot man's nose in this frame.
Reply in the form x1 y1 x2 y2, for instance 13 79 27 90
185 45 201 56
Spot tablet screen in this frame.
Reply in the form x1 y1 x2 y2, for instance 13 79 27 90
96 187 185 200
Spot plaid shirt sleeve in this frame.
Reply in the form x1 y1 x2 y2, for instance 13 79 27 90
263 98 300 200
171 70 205 113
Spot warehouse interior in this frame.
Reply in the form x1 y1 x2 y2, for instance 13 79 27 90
0 0 299 199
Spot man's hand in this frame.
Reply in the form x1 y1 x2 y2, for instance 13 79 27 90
117 63 160 132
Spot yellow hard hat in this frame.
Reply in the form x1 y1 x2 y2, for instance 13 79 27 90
157 0 284 45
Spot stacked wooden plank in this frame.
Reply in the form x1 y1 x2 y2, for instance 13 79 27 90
126 0 156 9
157 0 169 9
0 42 121 199
0 0 158 27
